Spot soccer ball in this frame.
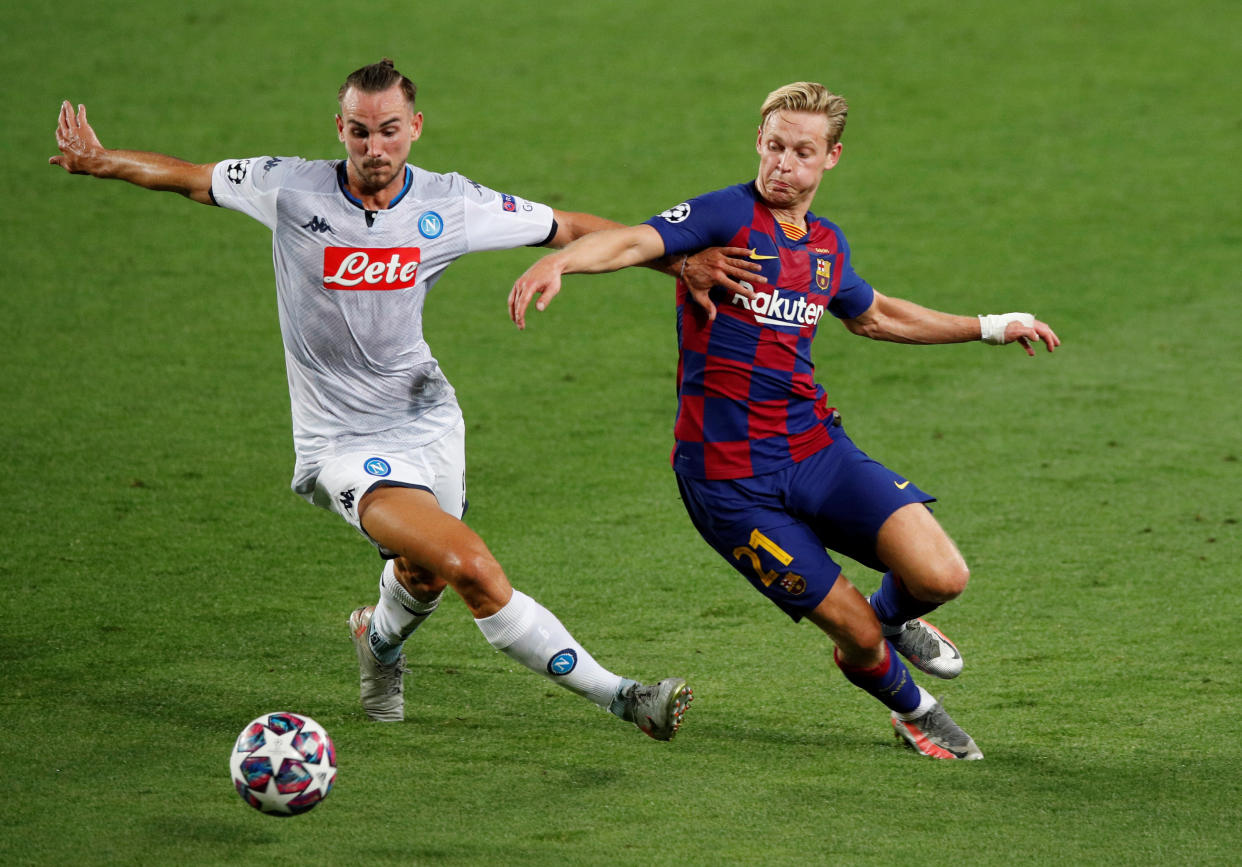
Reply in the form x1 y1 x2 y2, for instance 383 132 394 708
229 712 337 816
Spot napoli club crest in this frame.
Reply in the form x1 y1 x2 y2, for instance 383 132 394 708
547 649 578 676
363 457 392 477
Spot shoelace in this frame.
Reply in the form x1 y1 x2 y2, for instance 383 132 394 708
901 622 941 660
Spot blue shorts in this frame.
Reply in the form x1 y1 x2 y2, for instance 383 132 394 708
676 423 934 621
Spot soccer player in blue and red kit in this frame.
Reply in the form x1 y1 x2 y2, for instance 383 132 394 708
510 82 1060 759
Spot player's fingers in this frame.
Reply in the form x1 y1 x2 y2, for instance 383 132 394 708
731 264 766 283
534 284 560 312
508 282 532 328
689 287 717 321
727 258 763 273
1017 336 1035 357
507 284 520 321
1040 324 1061 350
718 277 757 299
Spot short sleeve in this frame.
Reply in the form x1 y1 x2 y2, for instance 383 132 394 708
643 186 751 257
827 230 875 319
460 178 556 253
210 156 293 230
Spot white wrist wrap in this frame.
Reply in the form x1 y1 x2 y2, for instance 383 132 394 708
978 312 1034 345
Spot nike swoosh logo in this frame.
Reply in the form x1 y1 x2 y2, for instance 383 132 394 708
894 480 910 489
748 249 779 260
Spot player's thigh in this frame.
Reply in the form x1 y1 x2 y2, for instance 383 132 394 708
677 474 842 621
875 502 969 601
789 428 934 573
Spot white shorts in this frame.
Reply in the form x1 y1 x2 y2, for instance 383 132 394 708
311 420 467 555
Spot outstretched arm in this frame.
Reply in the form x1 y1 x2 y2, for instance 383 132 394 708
842 290 1060 356
49 101 216 205
547 210 762 320
510 224 666 329
515 220 763 329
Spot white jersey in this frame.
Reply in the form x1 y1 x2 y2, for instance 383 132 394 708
209 157 555 497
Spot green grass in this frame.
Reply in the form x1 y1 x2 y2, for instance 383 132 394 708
3 1 1241 864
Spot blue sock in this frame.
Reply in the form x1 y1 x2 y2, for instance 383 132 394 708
836 642 922 714
868 571 937 629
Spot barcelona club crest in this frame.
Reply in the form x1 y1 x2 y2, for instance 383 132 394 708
814 257 832 290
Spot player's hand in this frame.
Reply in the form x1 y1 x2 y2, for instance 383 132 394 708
509 257 565 330
50 101 105 174
682 246 766 321
1005 317 1061 356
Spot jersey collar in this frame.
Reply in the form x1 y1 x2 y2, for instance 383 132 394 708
335 161 413 210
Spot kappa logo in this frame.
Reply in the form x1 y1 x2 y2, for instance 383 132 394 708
226 160 250 184
323 247 421 291
339 487 357 514
730 283 827 328
303 216 333 234
660 202 691 224
547 649 578 676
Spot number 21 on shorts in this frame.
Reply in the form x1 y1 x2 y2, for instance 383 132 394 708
732 529 807 595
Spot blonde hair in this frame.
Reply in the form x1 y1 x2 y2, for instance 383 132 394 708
760 82 848 147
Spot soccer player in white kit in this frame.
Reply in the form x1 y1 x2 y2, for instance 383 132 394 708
49 59 754 739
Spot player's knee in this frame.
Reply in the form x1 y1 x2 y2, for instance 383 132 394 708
850 616 886 656
919 559 970 603
436 547 505 594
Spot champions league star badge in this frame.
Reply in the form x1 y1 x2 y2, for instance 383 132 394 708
659 202 690 223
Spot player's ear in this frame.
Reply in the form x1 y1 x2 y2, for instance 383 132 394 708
410 111 424 142
336 114 346 143
823 141 843 171
755 125 765 155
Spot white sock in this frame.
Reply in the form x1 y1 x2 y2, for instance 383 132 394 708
372 560 442 644
474 590 624 709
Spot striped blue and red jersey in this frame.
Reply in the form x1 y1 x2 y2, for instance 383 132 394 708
644 181 875 480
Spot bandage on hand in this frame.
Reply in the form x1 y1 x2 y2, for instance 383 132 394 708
978 312 1035 345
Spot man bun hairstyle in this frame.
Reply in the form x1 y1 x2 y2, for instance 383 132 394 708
760 82 848 147
339 58 417 110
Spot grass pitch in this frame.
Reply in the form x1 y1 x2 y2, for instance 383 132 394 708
3 1 1240 864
